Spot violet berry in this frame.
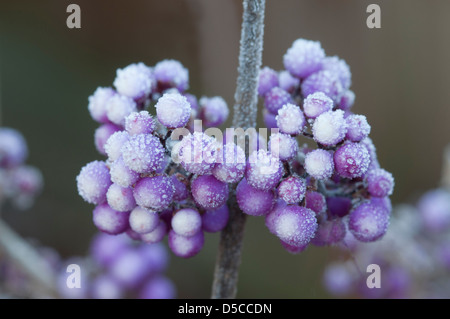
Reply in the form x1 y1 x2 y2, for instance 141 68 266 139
283 38 325 78
334 142 370 179
312 110 347 146
264 87 292 115
171 208 202 237
245 150 283 191
365 168 395 198
236 178 275 216
121 134 165 173
191 175 229 210
258 66 279 96
129 206 159 235
303 92 333 119
199 96 230 127
304 149 334 180
133 176 175 210
93 203 130 235
276 103 306 135
77 161 112 205
348 202 390 242
277 176 306 204
155 93 191 129
345 114 371 142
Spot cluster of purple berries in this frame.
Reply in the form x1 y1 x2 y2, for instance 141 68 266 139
252 38 394 253
0 127 43 210
324 186 450 298
59 233 175 299
77 60 231 258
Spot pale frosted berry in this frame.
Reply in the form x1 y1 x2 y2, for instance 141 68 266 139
129 206 159 234
110 156 139 188
276 103 306 135
77 161 112 205
104 131 129 162
268 133 298 162
345 114 371 142
273 205 318 247
302 70 343 103
418 189 450 232
283 38 325 78
0 128 28 168
171 208 202 237
109 249 149 288
105 94 137 127
265 200 287 234
278 70 299 94
202 205 229 233
334 142 370 179
93 203 130 235
122 134 165 173
311 219 346 246
88 87 115 123
155 93 191 129
191 175 229 210
304 149 334 180
113 63 153 100
154 59 189 92
177 132 219 175
312 110 347 146
199 96 229 127
360 137 380 170
246 150 283 191
277 176 306 204
322 56 352 90
106 183 136 212
370 196 392 215
140 220 168 244
258 67 279 96
265 87 292 115
348 202 389 242
133 176 175 210
168 230 204 258
365 168 394 198
236 178 275 216
213 143 246 183
303 92 333 119
125 111 155 136
94 124 121 156
305 191 326 214
91 275 123 299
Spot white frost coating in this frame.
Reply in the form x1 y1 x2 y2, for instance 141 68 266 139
169 230 204 258
213 143 246 183
276 103 305 135
304 149 334 180
93 204 128 234
110 156 139 187
154 59 189 91
199 96 229 127
303 91 333 119
312 110 347 146
76 161 111 204
140 221 167 243
88 87 115 123
105 94 137 127
322 56 352 90
283 39 325 78
268 133 298 161
177 132 220 175
113 63 153 100
155 93 191 128
278 70 299 93
345 114 371 142
106 184 136 212
278 177 306 204
125 111 155 136
104 131 130 162
129 206 159 234
171 208 202 237
246 150 283 191
122 134 165 173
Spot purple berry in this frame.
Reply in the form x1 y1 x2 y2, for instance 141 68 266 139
113 63 153 100
302 70 343 103
140 220 168 244
365 168 394 198
109 156 139 188
280 240 308 254
90 233 129 267
304 149 334 180
283 38 325 78
184 93 198 111
312 110 347 146
129 206 159 234
326 196 352 218
334 142 370 179
265 87 293 115
348 202 390 242
94 123 121 156
125 111 155 136
360 137 380 170
105 94 137 127
236 178 275 216
140 276 176 299
268 133 298 162
88 87 115 124
155 93 191 129
77 161 112 205
0 128 28 168
338 90 355 111
322 56 352 90
278 70 299 94
212 143 246 183
245 150 283 191
133 176 175 210
305 190 326 214
199 96 229 127
202 205 229 233
265 200 287 234
277 176 306 204
109 249 149 289
345 114 371 142
91 275 123 299
263 109 278 129
122 134 165 173
418 189 450 232
104 131 129 161
106 183 136 212
191 175 229 210
93 203 130 235
276 103 306 135
171 208 202 237
311 219 346 246
303 92 333 119
177 132 220 175
168 230 204 258
171 174 189 202
154 59 189 92
258 67 279 96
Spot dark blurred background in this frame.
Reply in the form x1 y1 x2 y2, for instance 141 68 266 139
1 0 449 298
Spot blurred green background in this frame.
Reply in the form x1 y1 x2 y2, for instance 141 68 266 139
1 0 450 298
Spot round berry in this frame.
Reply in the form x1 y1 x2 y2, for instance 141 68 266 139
302 70 343 103
311 219 346 246
276 103 306 135
171 208 202 237
93 203 130 235
283 38 325 78
345 114 371 142
202 205 229 233
122 134 165 173
277 177 306 204
278 70 299 94
334 142 370 179
168 230 204 258
258 66 279 96
104 131 129 162
264 87 292 115
177 132 220 175
113 63 153 100
105 94 137 127
140 220 168 244
268 133 298 162
236 178 275 216
213 143 246 183
109 156 139 188
77 161 112 205
154 59 189 92
322 56 352 90
304 149 334 180
199 96 229 127
191 175 229 210
133 176 175 210
129 206 159 234
312 110 347 146
155 93 191 129
171 175 189 202
303 92 333 119
106 183 136 212
305 191 326 214
348 202 389 242
125 111 155 136
245 150 283 191
94 124 121 156
365 168 394 197
88 87 115 124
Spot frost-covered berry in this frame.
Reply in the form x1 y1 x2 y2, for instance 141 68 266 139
348 202 389 242
311 219 346 246
338 90 355 111
168 230 204 258
312 110 347 146
105 94 137 127
278 70 299 94
171 175 189 202
322 56 352 90
237 178 275 216
110 156 139 187
77 161 112 205
277 176 306 204
365 168 394 198
263 109 278 129
129 206 159 234
280 240 308 254
264 87 293 115
276 103 306 135
184 93 198 111
191 175 228 210
370 196 392 215
268 133 298 162
304 149 334 180
93 203 130 235
202 205 229 233
303 92 333 119
246 150 283 191
0 128 28 168
125 111 155 136
140 276 176 299
305 191 326 214
133 176 175 210
104 131 129 162
258 67 279 96
326 196 352 218
88 87 115 123
140 220 168 244
171 208 202 237
360 137 380 170
154 59 189 92
113 63 153 100
177 132 220 175
346 114 371 142
199 96 229 127
155 93 191 129
106 183 136 212
273 205 318 247
213 143 246 183
265 200 287 234
122 134 165 173
302 70 343 103
334 142 370 179
418 189 450 232
94 124 121 156
283 38 325 78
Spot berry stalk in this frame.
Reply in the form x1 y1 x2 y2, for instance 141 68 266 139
211 0 265 299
